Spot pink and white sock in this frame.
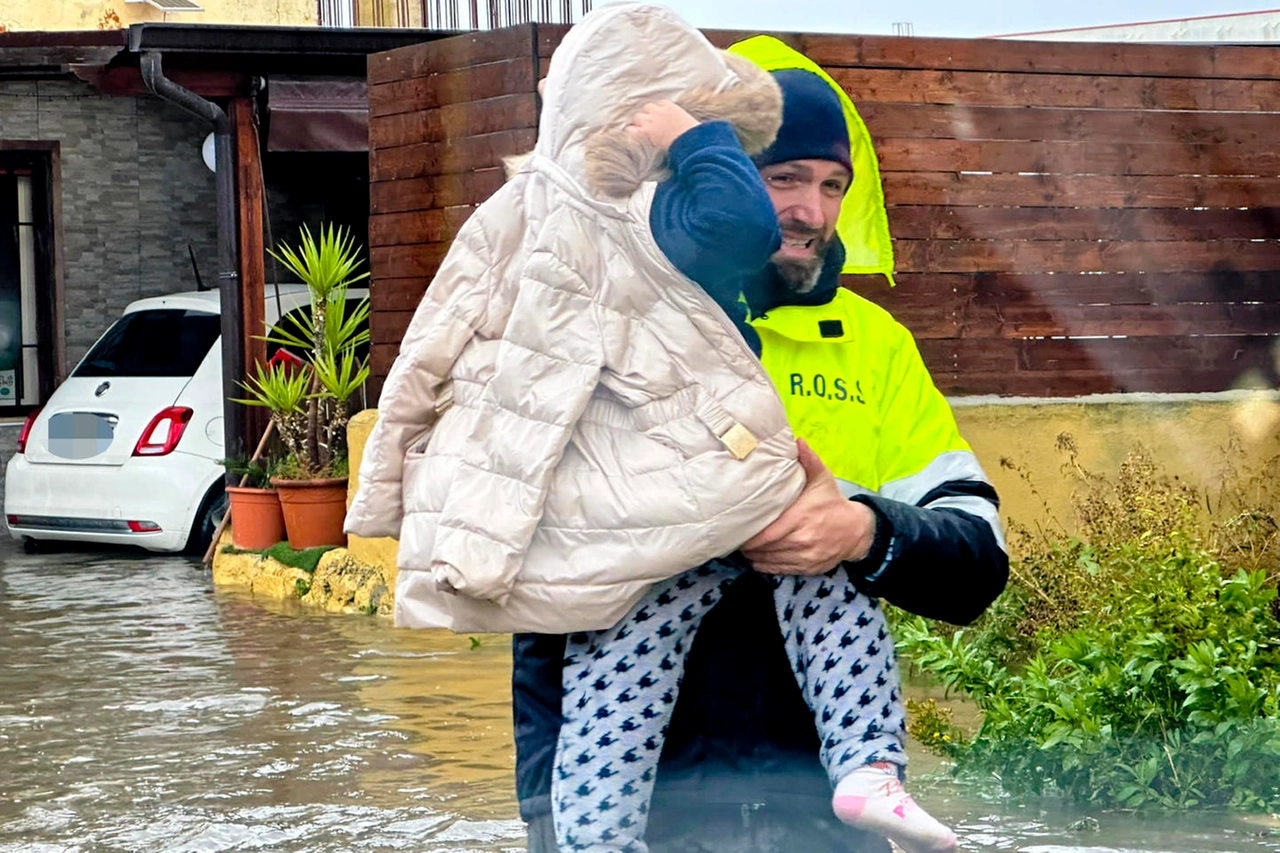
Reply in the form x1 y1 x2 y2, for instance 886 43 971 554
832 762 958 853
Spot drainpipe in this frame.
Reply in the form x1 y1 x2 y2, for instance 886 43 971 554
140 51 245 475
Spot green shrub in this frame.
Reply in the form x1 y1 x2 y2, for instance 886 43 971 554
897 439 1280 810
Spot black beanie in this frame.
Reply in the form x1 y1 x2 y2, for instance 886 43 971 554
753 68 852 175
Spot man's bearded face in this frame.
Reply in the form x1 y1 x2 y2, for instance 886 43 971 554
758 159 851 294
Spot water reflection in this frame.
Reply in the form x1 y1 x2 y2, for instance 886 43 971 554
0 546 523 852
1 544 1277 852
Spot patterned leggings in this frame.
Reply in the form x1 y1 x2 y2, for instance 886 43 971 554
552 561 906 853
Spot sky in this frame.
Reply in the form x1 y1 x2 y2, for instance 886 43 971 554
639 0 1280 39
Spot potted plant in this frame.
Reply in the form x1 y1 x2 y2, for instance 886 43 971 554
223 456 287 551
237 223 370 549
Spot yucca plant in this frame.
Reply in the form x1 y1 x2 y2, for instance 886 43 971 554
236 223 371 479
235 360 310 464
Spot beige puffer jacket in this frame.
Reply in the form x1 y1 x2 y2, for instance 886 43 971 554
345 2 806 633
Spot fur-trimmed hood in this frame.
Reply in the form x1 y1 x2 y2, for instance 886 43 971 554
530 3 782 198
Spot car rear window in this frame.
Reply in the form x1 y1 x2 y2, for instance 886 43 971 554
73 309 221 378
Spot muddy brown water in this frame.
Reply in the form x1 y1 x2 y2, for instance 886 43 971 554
2 547 1277 852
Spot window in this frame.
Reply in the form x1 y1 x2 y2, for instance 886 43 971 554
74 309 222 379
0 147 57 412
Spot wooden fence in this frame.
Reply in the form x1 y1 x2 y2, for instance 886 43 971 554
367 25 1280 398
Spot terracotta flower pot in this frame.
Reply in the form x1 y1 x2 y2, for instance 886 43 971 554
226 486 287 551
271 477 349 550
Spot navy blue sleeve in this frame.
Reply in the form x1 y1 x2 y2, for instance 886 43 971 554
846 491 1009 626
651 120 781 354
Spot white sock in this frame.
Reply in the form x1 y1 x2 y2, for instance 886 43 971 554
832 762 958 853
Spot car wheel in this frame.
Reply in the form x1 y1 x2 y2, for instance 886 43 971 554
183 484 228 556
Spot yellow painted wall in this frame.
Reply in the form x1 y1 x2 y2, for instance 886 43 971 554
346 408 400 585
955 394 1280 541
345 394 1280 570
2 0 317 31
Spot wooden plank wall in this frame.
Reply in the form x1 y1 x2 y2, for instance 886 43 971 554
366 26 546 396
811 35 1280 396
368 25 1280 398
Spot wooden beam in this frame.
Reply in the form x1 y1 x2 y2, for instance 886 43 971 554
887 206 1280 242
367 25 535 85
916 335 1280 396
232 97 268 448
369 93 538 150
369 168 506 213
859 101 1279 144
369 205 476 248
874 137 1280 178
368 58 536 117
882 172 1280 209
77 65 250 98
871 271 1280 309
803 34 1280 81
830 67 1280 112
892 238 1280 274
369 127 537 183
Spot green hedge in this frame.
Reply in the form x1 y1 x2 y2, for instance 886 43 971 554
898 441 1280 811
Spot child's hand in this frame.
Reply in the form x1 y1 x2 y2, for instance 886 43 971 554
626 100 699 150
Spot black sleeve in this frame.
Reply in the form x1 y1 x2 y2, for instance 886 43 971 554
511 632 566 821
846 482 1009 625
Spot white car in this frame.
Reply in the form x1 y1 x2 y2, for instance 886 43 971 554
4 284 365 554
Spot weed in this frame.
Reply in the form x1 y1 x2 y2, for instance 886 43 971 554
262 542 333 573
905 698 966 755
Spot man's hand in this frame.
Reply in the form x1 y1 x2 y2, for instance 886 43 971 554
625 100 699 150
742 439 877 576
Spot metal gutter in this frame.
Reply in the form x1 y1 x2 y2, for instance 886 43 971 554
140 50 244 473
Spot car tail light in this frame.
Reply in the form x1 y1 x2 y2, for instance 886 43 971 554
127 520 162 533
133 407 193 457
269 348 305 374
16 408 41 454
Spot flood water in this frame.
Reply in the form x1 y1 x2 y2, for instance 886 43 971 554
2 545 1278 853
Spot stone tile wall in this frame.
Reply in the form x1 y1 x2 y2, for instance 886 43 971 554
0 78 218 373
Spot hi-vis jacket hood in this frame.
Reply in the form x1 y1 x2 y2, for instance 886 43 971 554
728 36 897 284
344 3 805 634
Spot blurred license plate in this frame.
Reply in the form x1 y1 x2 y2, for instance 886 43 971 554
47 412 116 460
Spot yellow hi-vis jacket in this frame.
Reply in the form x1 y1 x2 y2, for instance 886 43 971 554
732 33 1006 585
750 289 1006 569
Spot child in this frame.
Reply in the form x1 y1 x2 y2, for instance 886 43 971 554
540 9 958 853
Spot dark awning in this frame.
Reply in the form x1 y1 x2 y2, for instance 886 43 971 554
266 76 368 153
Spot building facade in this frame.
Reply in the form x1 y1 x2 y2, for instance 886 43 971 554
0 74 217 406
0 26 223 409
0 0 591 32
0 1 318 32
0 25 452 423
